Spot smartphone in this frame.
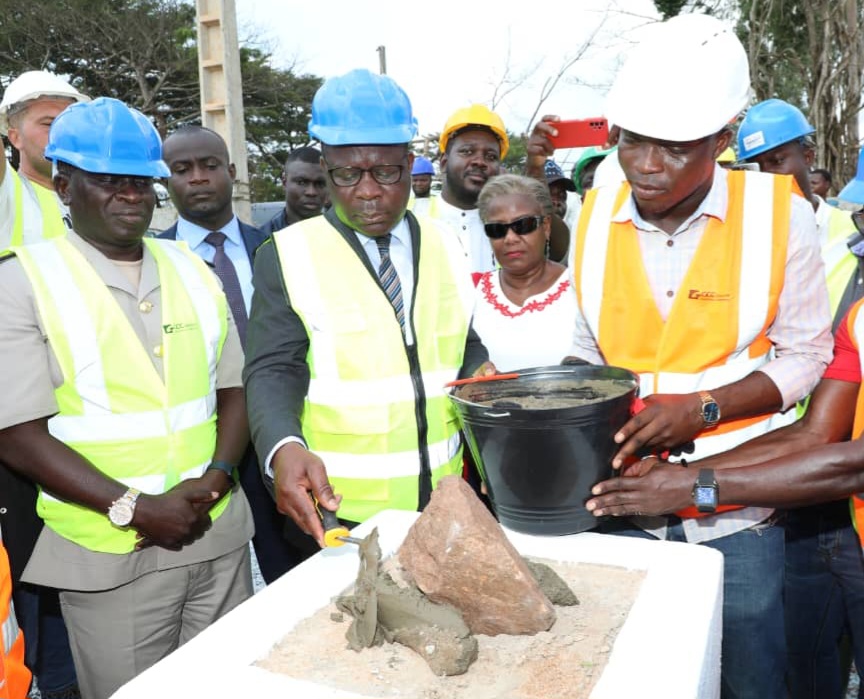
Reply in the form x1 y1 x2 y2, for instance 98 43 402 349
547 118 609 149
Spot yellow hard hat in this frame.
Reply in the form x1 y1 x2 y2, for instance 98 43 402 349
717 147 736 163
439 104 509 158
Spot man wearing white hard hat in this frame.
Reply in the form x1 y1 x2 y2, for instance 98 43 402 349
529 13 831 699
0 71 88 250
0 70 87 699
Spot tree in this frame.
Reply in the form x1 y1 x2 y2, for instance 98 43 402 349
654 0 864 189
0 0 321 202
737 0 864 188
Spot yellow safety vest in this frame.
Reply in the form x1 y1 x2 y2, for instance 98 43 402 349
9 169 66 249
13 237 229 554
0 531 29 699
574 171 797 519
273 215 472 523
823 205 859 317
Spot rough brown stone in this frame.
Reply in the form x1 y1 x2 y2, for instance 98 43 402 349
398 475 556 636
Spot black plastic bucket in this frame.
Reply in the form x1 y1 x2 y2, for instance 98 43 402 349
449 365 638 535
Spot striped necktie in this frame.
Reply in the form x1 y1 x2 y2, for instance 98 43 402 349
375 234 405 332
204 231 248 348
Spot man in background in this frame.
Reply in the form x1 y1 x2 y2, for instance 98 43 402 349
161 125 301 584
261 146 327 234
411 156 434 199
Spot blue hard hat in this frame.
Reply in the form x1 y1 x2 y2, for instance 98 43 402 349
412 156 434 176
44 97 169 177
737 99 815 161
309 69 417 146
839 150 864 205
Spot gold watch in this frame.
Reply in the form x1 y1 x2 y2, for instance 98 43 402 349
698 390 721 426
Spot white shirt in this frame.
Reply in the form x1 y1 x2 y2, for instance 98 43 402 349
422 194 496 275
174 215 254 313
472 268 576 371
354 217 415 346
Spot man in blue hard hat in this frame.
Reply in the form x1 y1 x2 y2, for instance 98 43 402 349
244 68 494 547
0 97 253 699
839 150 864 209
737 97 864 699
411 156 434 199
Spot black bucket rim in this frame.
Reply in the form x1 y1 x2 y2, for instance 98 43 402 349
449 364 639 420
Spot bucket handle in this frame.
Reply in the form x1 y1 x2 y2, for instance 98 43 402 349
483 411 512 418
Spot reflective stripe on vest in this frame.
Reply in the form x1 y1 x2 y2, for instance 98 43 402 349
13 237 229 553
9 169 66 249
823 206 859 318
574 170 794 462
0 531 29 699
845 300 864 546
273 216 472 522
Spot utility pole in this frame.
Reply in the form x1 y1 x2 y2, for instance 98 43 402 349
195 0 251 222
377 45 387 75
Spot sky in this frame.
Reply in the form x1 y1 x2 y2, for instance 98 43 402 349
235 0 662 167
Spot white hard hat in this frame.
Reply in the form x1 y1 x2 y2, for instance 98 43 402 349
0 70 89 135
606 14 751 142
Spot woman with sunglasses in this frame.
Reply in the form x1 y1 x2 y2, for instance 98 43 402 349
472 174 577 371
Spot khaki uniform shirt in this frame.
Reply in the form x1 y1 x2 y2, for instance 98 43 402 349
0 231 253 592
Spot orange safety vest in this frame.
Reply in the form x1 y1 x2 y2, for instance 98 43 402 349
574 170 795 518
845 299 864 545
0 537 30 699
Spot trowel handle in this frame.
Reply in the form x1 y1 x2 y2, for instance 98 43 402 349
315 499 350 547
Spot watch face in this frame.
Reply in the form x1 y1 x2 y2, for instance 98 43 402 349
703 402 721 424
694 486 717 508
109 502 134 527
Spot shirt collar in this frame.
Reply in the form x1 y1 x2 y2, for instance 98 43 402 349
611 164 729 234
356 216 411 251
176 215 242 248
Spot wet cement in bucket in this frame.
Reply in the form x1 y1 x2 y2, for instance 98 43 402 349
456 378 635 411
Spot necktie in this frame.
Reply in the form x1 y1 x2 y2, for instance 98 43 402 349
375 234 405 332
204 231 248 348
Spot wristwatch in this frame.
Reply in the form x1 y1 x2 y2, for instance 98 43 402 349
698 390 721 426
107 487 141 527
692 469 719 513
206 460 237 486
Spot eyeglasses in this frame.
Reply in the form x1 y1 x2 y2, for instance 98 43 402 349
324 164 405 187
81 172 154 193
483 215 545 239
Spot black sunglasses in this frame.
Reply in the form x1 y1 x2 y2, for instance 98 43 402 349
483 215 545 239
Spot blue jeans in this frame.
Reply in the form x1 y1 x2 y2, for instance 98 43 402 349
784 502 864 699
13 583 79 698
597 516 786 699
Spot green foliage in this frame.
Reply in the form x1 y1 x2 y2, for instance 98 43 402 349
0 0 321 202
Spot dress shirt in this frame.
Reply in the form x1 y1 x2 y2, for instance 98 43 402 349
174 215 254 314
425 194 496 275
569 165 832 411
354 217 415 346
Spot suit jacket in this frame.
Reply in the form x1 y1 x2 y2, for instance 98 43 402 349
243 209 489 495
158 219 268 266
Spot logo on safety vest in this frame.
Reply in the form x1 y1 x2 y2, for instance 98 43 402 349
162 322 199 334
687 290 732 301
